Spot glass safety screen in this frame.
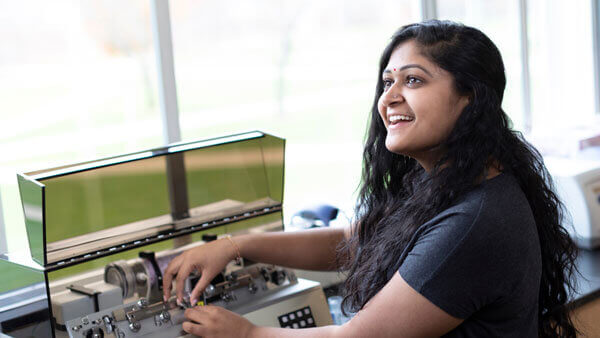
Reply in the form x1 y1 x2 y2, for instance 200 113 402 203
17 131 285 269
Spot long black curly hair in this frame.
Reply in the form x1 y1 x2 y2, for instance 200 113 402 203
340 20 578 337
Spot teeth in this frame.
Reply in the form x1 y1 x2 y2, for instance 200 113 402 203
389 115 414 123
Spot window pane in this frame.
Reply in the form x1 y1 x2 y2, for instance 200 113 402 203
0 0 162 252
437 0 525 130
527 0 595 131
171 0 420 215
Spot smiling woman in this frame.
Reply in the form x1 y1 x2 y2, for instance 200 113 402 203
377 40 469 171
160 20 578 338
342 20 577 337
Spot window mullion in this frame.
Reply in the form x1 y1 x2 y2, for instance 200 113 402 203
150 0 181 145
421 0 437 21
518 0 532 133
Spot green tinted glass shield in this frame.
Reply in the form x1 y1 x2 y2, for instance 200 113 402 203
17 174 45 265
18 131 284 268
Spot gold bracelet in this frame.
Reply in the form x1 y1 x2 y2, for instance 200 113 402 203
225 235 242 265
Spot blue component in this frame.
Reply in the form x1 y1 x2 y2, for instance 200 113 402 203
294 204 339 227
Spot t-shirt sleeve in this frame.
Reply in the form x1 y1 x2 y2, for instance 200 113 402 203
398 206 512 319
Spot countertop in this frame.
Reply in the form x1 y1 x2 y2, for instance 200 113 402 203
570 249 600 308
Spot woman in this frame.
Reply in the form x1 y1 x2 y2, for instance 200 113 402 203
162 20 578 337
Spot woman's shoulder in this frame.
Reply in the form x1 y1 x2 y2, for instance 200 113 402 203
440 173 529 220
425 172 537 247
398 172 541 327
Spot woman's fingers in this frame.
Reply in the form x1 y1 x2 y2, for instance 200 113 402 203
183 307 211 336
162 255 183 301
190 271 214 306
182 321 206 337
175 264 194 303
184 306 211 322
183 306 254 337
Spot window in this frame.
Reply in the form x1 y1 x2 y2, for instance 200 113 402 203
437 0 525 129
2 0 600 255
170 0 420 215
0 0 162 253
527 0 595 131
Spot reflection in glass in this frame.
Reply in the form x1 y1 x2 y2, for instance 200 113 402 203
17 132 285 268
41 156 171 244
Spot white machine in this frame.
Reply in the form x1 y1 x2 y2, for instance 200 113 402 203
57 259 331 338
546 157 600 249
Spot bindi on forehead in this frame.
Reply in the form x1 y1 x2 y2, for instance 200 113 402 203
384 64 434 77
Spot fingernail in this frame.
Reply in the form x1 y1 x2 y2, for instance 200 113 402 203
163 295 168 302
191 298 197 306
177 299 182 306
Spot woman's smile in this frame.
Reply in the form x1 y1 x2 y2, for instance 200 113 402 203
387 113 415 129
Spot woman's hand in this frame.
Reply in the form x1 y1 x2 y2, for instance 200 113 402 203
162 238 238 305
182 305 255 338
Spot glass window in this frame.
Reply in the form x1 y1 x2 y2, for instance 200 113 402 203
527 0 595 132
437 0 525 129
170 0 420 217
0 0 162 253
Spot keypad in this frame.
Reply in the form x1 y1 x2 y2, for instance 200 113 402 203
278 306 317 329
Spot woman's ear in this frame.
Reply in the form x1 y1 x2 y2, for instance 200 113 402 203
457 94 470 112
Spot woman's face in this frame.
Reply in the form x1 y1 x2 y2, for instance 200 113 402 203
377 40 469 171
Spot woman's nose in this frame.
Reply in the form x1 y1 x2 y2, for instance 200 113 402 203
381 87 404 107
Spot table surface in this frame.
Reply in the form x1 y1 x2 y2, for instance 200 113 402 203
569 249 600 307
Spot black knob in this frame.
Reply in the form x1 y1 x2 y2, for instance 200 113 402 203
270 270 287 285
202 234 218 242
85 328 104 338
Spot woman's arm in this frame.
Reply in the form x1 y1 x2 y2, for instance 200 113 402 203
182 272 463 337
251 273 463 337
164 225 351 304
235 226 350 271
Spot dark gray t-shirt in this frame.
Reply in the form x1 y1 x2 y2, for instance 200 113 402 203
395 173 541 337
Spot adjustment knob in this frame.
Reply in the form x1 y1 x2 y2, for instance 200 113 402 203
85 328 104 338
270 270 287 285
204 284 216 297
137 298 149 308
159 310 171 323
102 316 114 333
221 292 233 302
248 283 258 294
225 272 237 282
260 267 270 281
129 321 141 332
136 272 147 283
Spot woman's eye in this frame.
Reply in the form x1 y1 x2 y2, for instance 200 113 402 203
382 79 393 89
405 76 423 87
